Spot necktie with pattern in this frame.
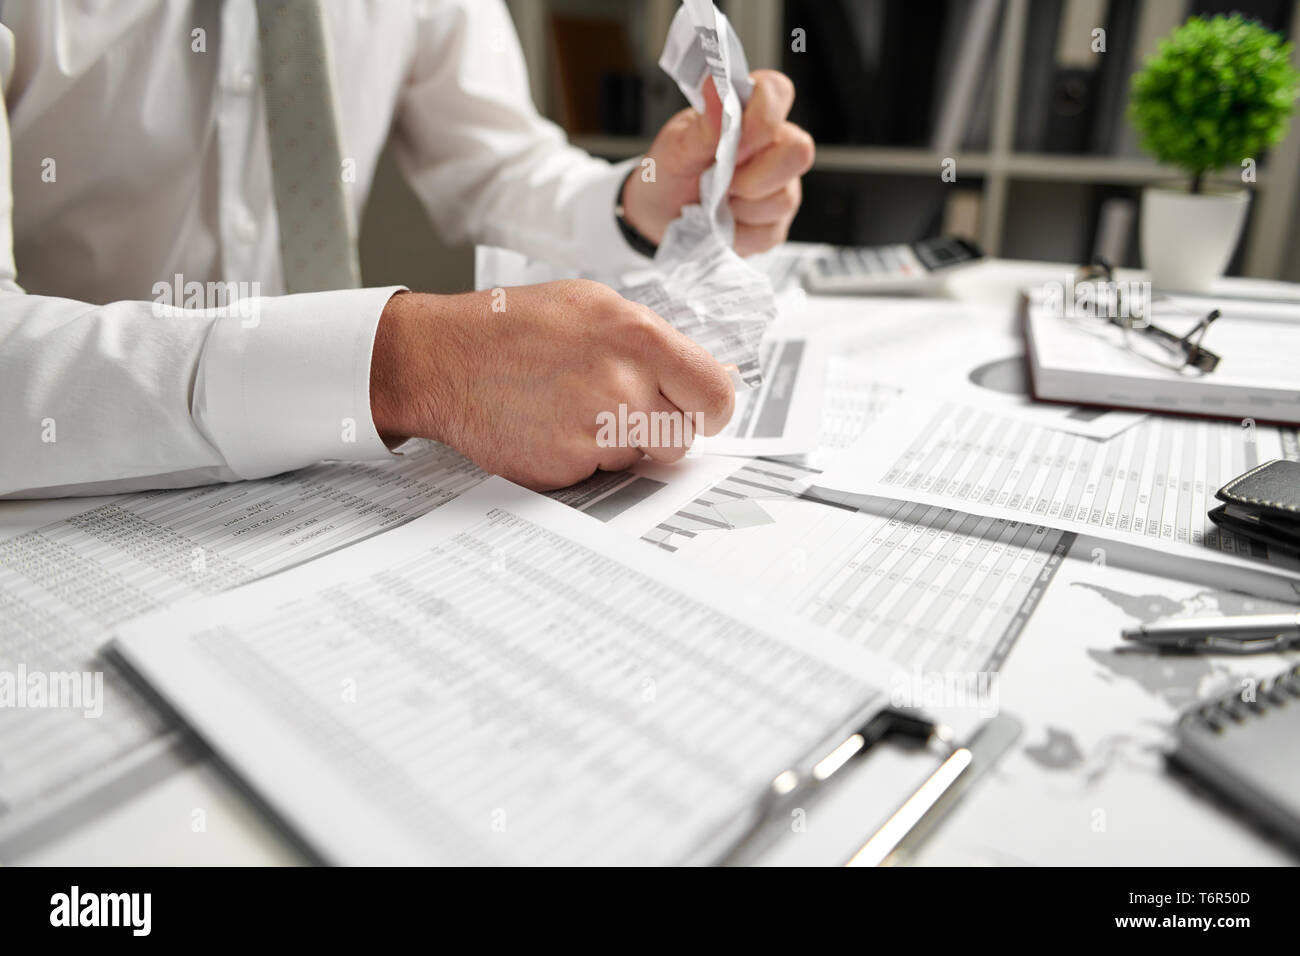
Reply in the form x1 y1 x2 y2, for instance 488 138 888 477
255 0 362 293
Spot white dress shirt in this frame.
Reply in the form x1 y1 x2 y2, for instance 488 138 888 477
0 0 648 497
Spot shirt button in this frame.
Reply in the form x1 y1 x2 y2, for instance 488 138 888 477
228 71 255 95
236 219 258 243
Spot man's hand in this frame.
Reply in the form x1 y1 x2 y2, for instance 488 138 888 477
369 284 735 490
620 69 814 257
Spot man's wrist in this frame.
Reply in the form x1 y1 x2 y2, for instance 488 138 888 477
615 167 662 256
370 290 467 450
370 291 419 445
617 163 670 249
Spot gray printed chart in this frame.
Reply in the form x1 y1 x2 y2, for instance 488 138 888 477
112 479 890 866
641 458 1073 674
0 443 486 835
814 398 1300 589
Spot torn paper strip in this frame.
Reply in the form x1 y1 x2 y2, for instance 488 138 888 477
624 0 775 389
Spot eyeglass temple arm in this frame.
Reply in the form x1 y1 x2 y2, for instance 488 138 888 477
1180 309 1222 347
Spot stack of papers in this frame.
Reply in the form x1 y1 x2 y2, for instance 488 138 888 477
8 282 1300 865
7 2 1300 866
112 480 900 865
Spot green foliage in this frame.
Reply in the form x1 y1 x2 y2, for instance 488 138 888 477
1128 14 1300 190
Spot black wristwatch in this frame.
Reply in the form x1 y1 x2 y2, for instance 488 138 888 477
614 168 659 258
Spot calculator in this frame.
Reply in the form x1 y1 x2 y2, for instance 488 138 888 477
801 236 985 295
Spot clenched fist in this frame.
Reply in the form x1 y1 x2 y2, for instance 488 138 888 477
369 283 735 490
621 69 815 256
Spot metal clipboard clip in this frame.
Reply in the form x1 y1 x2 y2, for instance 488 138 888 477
710 707 1021 866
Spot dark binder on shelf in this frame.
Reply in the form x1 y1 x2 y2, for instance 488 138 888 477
1014 0 1061 151
1041 0 1109 153
930 0 1003 155
783 0 878 145
1086 0 1140 154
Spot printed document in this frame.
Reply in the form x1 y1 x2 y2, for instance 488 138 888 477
810 397 1300 595
112 478 898 865
0 443 484 839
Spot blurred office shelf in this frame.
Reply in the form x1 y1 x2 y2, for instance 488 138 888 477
511 0 1300 281
571 137 1267 188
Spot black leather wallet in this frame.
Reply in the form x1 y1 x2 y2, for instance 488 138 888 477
1208 459 1300 558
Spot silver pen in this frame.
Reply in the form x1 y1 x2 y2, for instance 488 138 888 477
1122 611 1300 654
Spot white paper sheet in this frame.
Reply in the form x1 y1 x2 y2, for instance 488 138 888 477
912 548 1296 865
544 453 746 534
621 0 775 388
544 436 1300 865
810 396 1300 597
631 457 1072 680
796 296 1146 440
111 478 901 866
0 442 486 839
694 336 826 455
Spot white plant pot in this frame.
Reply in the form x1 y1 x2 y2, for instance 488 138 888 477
1140 183 1250 292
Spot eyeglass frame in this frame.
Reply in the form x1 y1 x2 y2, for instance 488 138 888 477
1072 257 1223 374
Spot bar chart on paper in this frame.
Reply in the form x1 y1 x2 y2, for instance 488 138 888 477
812 400 1300 581
640 459 1073 674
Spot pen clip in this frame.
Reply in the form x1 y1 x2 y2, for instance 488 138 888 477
1193 633 1297 655
1132 632 1299 655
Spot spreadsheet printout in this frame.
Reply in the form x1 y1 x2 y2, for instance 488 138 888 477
0 442 485 836
812 398 1300 594
112 478 897 865
637 458 1072 676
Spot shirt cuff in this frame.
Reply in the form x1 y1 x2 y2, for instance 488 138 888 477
192 286 406 480
571 156 658 278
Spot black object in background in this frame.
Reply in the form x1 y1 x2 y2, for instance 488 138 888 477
783 0 948 146
876 2 947 146
1188 0 1293 33
1209 459 1300 559
1087 0 1140 154
1018 0 1139 155
783 0 877 144
1041 2 1105 154
598 73 642 136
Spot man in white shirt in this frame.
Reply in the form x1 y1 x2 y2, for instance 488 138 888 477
0 0 813 497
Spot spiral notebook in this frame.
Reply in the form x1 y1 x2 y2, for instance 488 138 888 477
1169 664 1300 851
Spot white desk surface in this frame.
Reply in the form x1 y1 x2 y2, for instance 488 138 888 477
7 258 1299 866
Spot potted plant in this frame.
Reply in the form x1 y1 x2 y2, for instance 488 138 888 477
1129 14 1300 291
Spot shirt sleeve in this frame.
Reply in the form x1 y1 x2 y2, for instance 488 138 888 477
390 0 654 278
0 24 403 499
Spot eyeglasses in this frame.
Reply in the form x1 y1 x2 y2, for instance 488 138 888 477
1069 257 1223 374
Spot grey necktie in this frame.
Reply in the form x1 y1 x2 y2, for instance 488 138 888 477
255 0 361 293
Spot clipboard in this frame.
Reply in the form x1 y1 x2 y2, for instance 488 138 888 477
714 710 1022 866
